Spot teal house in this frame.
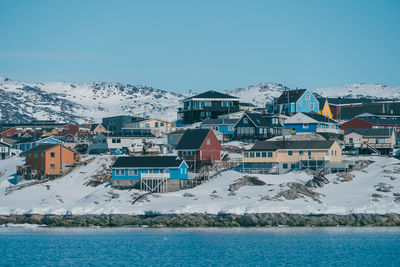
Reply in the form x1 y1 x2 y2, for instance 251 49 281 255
200 118 238 140
112 156 189 192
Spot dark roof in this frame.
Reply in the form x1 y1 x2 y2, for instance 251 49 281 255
239 102 256 107
26 143 59 153
245 112 274 127
13 137 38 144
359 118 400 126
305 112 338 124
248 140 336 151
175 129 210 149
276 89 307 105
112 156 184 168
346 128 393 137
183 90 239 101
326 98 374 105
90 123 99 131
201 118 238 125
0 141 10 147
317 98 327 108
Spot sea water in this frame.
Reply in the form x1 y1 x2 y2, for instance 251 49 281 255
0 226 399 266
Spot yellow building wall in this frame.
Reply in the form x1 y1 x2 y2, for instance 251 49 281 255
318 99 333 119
244 142 342 163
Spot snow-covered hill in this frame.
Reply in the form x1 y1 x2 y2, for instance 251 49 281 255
1 76 399 124
226 82 290 107
0 77 184 124
313 83 400 99
0 154 399 215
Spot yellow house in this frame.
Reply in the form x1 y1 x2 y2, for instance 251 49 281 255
344 128 395 154
41 128 59 137
243 140 342 174
318 98 333 119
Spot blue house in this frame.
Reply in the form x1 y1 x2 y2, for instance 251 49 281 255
275 89 319 115
234 112 282 142
13 136 64 153
284 112 340 134
112 156 189 193
200 118 238 140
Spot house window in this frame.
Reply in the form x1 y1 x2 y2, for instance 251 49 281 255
303 123 309 129
291 164 296 169
288 151 293 156
283 163 288 169
305 94 310 100
206 138 210 145
34 153 38 158
243 118 248 124
262 152 266 157
228 126 234 131
250 152 255 158
308 151 312 157
256 152 260 157
309 103 314 109
50 164 55 169
29 153 32 158
376 138 385 144
128 169 134 176
268 152 273 157
181 168 183 174
244 152 249 158
299 150 304 155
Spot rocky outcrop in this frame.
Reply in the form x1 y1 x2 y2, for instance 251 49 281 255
1 213 399 227
228 176 266 195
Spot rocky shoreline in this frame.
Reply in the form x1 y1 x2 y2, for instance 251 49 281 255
1 213 400 227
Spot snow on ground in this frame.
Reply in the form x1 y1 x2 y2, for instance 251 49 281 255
0 155 399 215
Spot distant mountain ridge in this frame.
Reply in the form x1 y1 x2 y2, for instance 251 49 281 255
0 76 399 124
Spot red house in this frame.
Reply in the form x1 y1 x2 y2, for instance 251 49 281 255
175 129 222 164
62 124 79 135
340 117 400 133
0 127 20 138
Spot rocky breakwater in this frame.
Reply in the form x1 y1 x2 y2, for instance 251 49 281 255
1 213 400 227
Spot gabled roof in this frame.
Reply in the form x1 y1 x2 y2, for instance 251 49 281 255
317 98 327 108
201 118 238 126
244 112 274 127
0 141 11 147
26 143 59 153
112 156 185 168
284 112 338 124
346 128 394 137
175 129 211 149
90 123 99 131
248 140 336 151
276 89 307 105
304 112 338 124
183 91 239 101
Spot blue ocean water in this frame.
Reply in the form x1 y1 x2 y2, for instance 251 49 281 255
0 226 399 266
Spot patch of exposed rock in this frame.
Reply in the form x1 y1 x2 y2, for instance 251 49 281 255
275 182 323 203
375 183 393 193
228 176 266 195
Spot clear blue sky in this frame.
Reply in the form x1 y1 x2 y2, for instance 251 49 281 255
0 0 399 93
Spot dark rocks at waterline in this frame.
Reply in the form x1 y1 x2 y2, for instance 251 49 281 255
1 213 400 227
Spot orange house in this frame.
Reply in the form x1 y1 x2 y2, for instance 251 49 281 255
25 144 79 176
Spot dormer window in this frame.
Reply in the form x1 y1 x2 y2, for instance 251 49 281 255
305 94 310 100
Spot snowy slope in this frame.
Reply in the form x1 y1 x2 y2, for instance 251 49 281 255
225 82 289 107
0 77 184 124
313 83 400 99
0 155 399 215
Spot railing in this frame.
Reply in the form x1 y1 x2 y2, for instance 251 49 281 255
141 173 169 179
